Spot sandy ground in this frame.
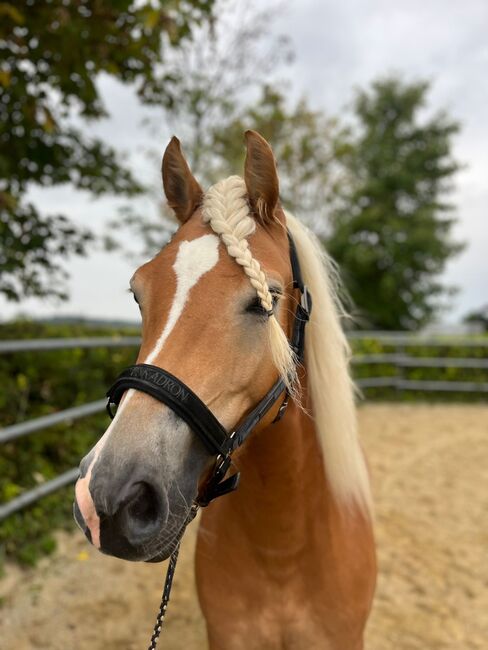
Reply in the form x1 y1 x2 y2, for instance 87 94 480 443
0 403 487 650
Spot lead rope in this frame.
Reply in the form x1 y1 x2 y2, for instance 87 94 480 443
147 504 199 650
147 544 180 650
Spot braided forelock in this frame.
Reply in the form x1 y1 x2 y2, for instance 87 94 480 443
202 176 297 394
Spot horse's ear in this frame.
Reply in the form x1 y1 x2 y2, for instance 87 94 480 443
162 136 203 223
244 130 279 222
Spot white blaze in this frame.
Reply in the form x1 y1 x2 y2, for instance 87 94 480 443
145 234 220 363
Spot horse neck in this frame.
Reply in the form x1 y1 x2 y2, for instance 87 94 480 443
197 378 377 647
211 381 328 558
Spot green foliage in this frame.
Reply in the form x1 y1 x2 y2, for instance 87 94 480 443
112 0 297 258
0 321 140 567
94 10 465 335
327 78 464 330
0 0 215 301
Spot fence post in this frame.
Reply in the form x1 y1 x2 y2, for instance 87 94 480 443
396 340 404 397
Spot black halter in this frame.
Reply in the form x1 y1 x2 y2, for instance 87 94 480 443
106 233 311 506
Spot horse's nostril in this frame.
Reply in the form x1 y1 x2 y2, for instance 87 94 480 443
127 482 159 527
89 473 169 557
119 480 167 547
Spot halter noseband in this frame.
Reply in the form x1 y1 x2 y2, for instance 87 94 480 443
105 233 311 506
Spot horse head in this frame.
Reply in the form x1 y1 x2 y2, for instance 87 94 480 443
74 131 298 561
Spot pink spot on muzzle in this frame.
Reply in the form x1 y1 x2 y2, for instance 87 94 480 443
75 390 134 549
75 462 101 548
75 430 112 549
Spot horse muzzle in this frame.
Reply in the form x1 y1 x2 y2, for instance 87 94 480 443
74 470 179 562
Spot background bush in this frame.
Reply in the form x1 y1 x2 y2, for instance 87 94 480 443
351 335 488 402
0 321 139 569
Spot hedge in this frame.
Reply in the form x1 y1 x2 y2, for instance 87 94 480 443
350 335 488 402
0 321 140 569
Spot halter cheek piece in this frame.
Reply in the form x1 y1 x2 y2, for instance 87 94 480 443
106 233 312 506
104 233 311 649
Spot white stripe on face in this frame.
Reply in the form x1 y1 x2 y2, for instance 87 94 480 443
144 234 220 364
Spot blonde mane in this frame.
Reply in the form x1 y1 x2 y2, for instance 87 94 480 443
202 176 372 516
286 211 373 516
202 176 297 394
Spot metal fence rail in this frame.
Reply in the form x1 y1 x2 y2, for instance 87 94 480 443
355 377 488 392
0 337 140 521
0 468 80 521
0 400 107 445
0 336 141 353
353 354 488 368
348 331 488 347
0 333 487 522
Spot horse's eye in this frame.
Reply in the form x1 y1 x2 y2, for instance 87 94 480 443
245 293 279 317
245 296 266 315
131 291 140 306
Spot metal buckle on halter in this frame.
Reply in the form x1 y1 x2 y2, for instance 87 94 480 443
106 398 116 419
300 285 312 320
197 433 241 507
272 393 289 423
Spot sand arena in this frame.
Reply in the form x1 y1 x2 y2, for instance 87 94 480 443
0 403 486 649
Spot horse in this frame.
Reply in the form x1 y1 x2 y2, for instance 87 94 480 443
74 130 376 649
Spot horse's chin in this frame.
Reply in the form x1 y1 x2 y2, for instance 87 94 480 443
96 529 184 563
106 519 188 563
142 509 192 562
144 535 183 563
145 550 172 563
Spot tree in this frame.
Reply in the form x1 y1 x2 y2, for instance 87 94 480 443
327 78 464 330
111 1 302 258
112 0 342 258
0 0 215 301
207 85 342 236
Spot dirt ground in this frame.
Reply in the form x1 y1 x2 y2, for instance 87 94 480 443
0 403 487 650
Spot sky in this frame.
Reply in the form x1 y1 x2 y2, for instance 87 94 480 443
2 0 487 325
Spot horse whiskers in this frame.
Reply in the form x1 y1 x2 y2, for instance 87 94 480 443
155 522 184 553
139 483 195 560
173 481 191 514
